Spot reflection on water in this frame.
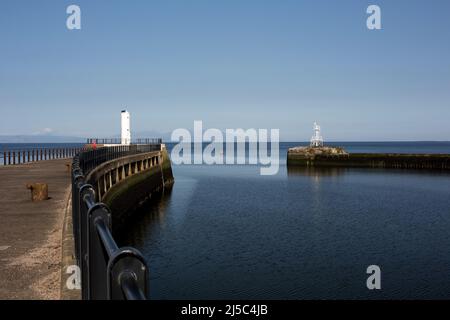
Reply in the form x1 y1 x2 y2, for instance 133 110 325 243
287 166 346 178
116 188 173 249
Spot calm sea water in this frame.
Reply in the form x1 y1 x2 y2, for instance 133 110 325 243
115 142 450 299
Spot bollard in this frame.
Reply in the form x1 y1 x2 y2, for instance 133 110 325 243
26 183 49 201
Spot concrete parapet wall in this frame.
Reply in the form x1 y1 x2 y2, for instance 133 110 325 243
85 149 174 234
287 151 450 170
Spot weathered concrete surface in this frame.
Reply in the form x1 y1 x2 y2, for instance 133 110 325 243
287 147 450 169
288 146 348 157
102 149 174 235
0 159 71 299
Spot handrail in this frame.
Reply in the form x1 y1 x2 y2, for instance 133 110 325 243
120 271 147 300
86 138 162 145
95 218 119 256
1 147 82 165
72 144 159 300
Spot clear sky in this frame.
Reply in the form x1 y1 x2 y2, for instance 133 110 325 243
1 0 449 141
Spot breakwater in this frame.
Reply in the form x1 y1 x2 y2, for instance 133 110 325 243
287 147 450 170
86 147 174 233
71 144 174 299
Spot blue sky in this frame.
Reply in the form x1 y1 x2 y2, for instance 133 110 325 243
1 0 449 141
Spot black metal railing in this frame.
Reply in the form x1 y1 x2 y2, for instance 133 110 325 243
78 144 160 174
72 144 160 300
1 147 82 166
86 138 162 145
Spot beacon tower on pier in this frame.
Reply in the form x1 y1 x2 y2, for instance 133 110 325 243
310 122 323 147
121 110 131 145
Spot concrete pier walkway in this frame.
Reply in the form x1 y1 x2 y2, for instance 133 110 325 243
0 159 71 299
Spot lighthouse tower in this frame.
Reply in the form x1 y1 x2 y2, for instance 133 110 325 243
121 110 131 145
310 122 323 147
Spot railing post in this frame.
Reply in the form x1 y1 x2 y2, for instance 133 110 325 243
72 171 83 264
78 184 96 300
89 206 113 299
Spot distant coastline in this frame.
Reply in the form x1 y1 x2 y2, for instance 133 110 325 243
0 135 86 143
1 136 450 144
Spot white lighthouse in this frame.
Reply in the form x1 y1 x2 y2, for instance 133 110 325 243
310 122 324 147
121 110 131 145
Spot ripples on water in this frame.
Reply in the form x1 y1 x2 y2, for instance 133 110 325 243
114 142 450 299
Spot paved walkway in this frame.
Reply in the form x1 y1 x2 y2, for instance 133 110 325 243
0 159 71 299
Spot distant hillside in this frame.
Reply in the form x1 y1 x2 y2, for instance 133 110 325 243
0 135 86 143
0 131 171 143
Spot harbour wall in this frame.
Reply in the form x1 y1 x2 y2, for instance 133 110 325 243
287 152 450 170
85 147 174 233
